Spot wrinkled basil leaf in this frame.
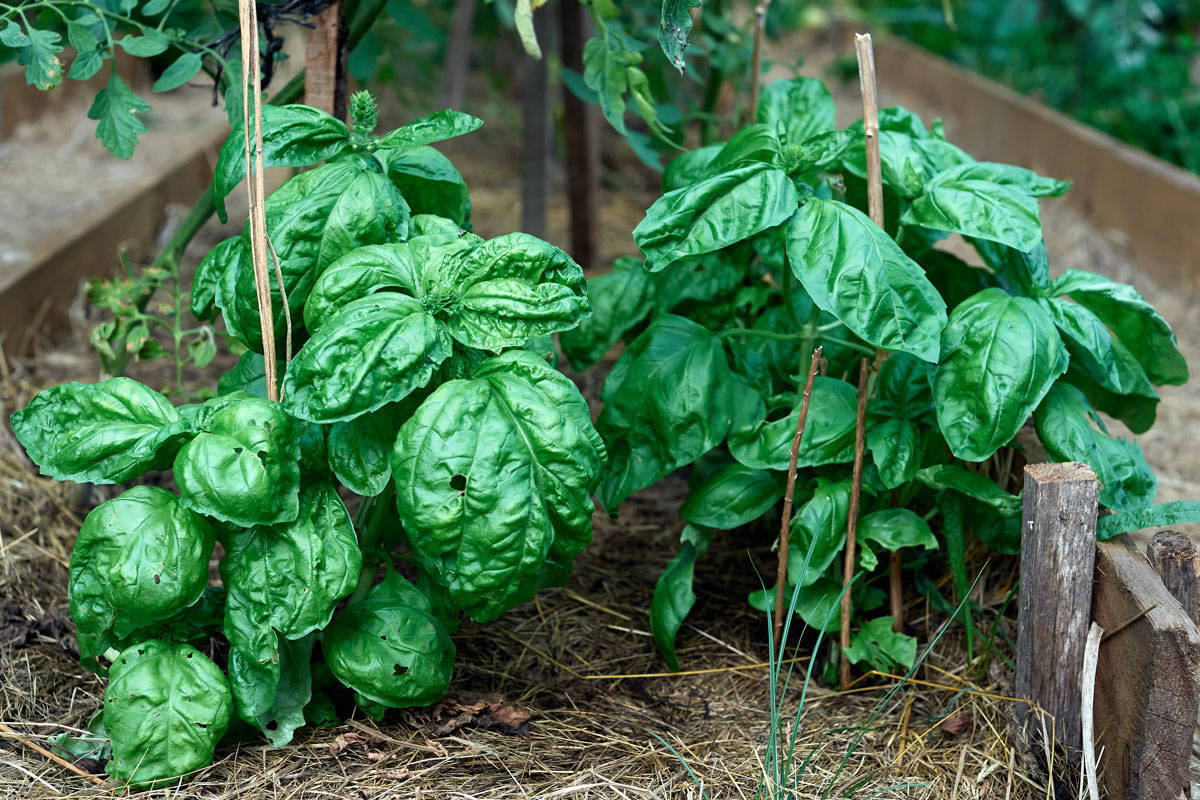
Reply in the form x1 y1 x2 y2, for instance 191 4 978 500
756 77 835 146
680 464 784 529
902 164 1044 251
729 377 858 471
559 257 656 371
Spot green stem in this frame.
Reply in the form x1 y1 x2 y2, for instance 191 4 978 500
941 491 974 662
350 482 394 603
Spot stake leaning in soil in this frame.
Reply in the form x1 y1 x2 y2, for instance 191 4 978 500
772 346 824 649
840 358 870 686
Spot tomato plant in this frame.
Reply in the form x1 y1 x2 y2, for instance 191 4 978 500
11 93 604 787
561 74 1190 673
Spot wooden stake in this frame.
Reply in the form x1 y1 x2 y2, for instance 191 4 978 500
305 0 348 119
854 34 884 229
746 0 772 122
772 346 823 649
439 0 478 109
559 0 599 272
1013 462 1098 757
520 7 552 237
1146 530 1200 625
839 357 869 686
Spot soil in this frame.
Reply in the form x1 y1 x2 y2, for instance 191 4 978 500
1 27 1196 800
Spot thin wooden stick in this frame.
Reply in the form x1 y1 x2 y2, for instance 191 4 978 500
889 550 904 632
854 33 884 229
772 346 824 649
840 357 870 686
1080 622 1103 800
0 721 106 786
746 0 772 122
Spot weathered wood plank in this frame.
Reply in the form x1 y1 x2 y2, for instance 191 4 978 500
1014 462 1099 756
1093 534 1200 800
1146 530 1200 626
558 0 598 272
305 0 347 120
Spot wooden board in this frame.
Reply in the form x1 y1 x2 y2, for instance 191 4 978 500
1093 535 1200 800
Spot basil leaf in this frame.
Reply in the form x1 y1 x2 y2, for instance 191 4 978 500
216 161 410 353
174 394 301 527
394 351 605 622
1097 501 1200 541
1064 362 1159 434
634 163 798 272
842 131 973 198
303 242 427 329
383 145 472 225
595 316 735 511
756 77 835 146
971 239 1050 296
1034 382 1156 512
327 404 409 496
843 616 916 671
217 352 270 398
213 105 350 221
787 199 947 362
940 162 1070 198
663 144 723 192
191 236 240 321
227 634 312 747
729 377 858 471
558 257 656 371
705 124 784 174
70 487 214 666
786 480 851 588
1048 269 1188 386
866 417 920 490
103 641 231 788
680 464 784 529
857 508 936 570
283 293 451 423
650 526 711 672
916 464 1022 516
87 73 150 159
12 378 184 483
901 164 1044 251
933 288 1068 461
429 233 590 350
324 571 455 707
1043 297 1157 401
375 109 483 151
749 577 844 633
873 352 934 420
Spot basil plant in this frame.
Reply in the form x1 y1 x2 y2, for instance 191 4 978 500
12 94 604 787
561 76 1188 673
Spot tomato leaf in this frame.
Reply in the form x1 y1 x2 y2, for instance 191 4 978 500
87 73 151 159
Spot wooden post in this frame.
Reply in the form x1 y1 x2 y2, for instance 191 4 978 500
306 0 348 119
519 8 552 238
1093 534 1200 800
439 0 478 109
1014 462 1099 757
558 0 599 271
1146 530 1200 625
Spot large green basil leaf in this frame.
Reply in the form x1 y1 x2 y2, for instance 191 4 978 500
650 525 711 672
103 641 231 787
842 131 973 198
394 351 605 621
857 508 937 570
932 288 1068 461
213 104 350 222
324 571 455 707
756 77 835 146
971 239 1050 297
174 394 301 527
634 163 798 272
303 241 436 329
70 486 213 666
941 162 1069 198
786 199 947 362
284 293 451 423
216 161 410 353
663 143 723 192
220 483 360 657
227 634 312 748
921 249 1000 311
872 352 934 420
596 315 735 511
680 464 784 529
1034 382 1156 512
12 378 183 484
375 109 483 151
866 417 920 490
1065 363 1159 434
652 251 746 315
1048 270 1188 386
786 480 851 588
191 236 240 321
705 124 784 175
559 257 656 371
427 233 590 350
901 165 1044 251
729 377 857 471
1043 297 1157 401
217 352 271 398
327 404 409 496
916 464 1022 516
382 145 471 225
843 616 916 671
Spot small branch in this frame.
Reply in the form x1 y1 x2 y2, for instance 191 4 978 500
839 357 869 686
889 550 903 632
746 0 772 123
1081 622 1103 800
772 346 823 650
854 33 884 229
0 721 106 787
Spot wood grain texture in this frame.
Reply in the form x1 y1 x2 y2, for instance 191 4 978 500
305 0 347 119
1093 534 1200 800
1146 530 1200 626
558 0 598 272
1014 462 1099 757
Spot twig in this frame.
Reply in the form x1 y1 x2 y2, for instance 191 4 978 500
1081 622 1103 800
889 550 904 632
746 0 772 122
839 357 870 686
0 721 106 786
854 33 884 228
772 346 824 649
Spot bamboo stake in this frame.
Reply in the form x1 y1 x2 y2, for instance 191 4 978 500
746 0 771 122
854 33 884 229
772 346 823 649
840 357 869 686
